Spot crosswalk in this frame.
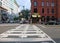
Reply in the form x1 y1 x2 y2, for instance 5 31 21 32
0 24 56 43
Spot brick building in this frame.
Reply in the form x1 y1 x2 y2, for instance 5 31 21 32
31 0 60 23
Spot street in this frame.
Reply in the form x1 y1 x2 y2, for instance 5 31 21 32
0 24 60 43
36 24 60 43
0 0 60 43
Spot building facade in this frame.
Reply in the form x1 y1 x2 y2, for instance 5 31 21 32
13 0 19 15
31 0 60 23
0 0 19 22
0 0 8 22
0 0 2 22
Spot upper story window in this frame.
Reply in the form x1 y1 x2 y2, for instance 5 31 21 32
47 8 49 14
34 8 37 13
42 1 44 6
51 2 55 7
47 2 49 6
34 1 37 6
42 8 44 14
52 9 54 14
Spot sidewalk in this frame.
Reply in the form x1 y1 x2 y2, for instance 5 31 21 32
0 24 20 34
0 23 20 26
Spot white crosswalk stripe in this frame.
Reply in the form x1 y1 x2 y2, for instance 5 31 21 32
40 25 46 28
0 24 56 43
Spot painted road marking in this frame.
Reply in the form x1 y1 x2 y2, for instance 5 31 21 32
0 24 56 43
34 25 56 43
40 25 46 28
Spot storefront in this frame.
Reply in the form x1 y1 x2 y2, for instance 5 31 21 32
31 13 41 23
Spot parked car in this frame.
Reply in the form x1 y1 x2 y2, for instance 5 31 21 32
23 20 29 24
9 20 14 23
56 22 60 25
20 20 29 24
14 20 20 23
20 21 23 24
45 20 57 25
41 22 45 24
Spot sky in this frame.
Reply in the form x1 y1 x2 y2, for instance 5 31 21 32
16 0 31 11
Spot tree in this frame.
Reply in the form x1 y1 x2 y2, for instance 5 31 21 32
21 9 30 20
14 16 19 21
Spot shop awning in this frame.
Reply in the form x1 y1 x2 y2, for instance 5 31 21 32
32 13 41 18
32 15 37 17
37 15 41 17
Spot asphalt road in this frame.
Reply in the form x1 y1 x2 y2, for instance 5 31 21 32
0 24 60 43
36 24 60 43
0 24 56 43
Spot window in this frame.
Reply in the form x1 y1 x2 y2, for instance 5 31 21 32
52 9 54 14
34 1 37 6
51 2 55 7
34 8 37 13
47 8 49 13
42 8 44 13
47 2 49 6
42 1 44 6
